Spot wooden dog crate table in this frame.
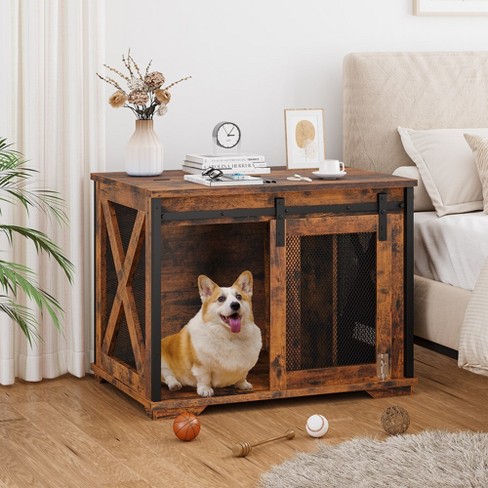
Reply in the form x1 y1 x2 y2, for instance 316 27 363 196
91 168 417 419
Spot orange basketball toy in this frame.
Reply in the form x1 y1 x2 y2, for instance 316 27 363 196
173 412 201 441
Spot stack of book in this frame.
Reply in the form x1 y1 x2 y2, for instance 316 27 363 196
182 153 271 175
183 174 264 187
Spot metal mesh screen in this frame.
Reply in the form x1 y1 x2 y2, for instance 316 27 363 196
104 202 146 368
286 232 377 371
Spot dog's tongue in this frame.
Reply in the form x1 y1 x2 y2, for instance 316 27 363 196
229 314 241 333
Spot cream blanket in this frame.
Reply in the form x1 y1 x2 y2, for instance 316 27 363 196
458 256 488 376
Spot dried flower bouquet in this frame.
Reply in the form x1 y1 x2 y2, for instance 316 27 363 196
97 50 191 120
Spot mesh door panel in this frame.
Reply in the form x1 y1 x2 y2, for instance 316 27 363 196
285 232 376 371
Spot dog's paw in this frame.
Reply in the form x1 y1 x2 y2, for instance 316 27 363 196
166 379 183 391
197 386 214 397
235 379 253 390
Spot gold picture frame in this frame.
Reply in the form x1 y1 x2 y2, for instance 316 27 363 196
284 108 325 169
414 0 488 15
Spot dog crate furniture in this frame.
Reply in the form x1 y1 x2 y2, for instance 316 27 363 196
91 168 417 419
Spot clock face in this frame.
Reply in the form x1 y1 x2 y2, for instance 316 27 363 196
214 122 241 149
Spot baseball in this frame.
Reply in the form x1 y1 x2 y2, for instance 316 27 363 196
306 414 329 438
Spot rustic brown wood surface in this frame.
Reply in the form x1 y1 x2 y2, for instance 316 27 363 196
91 168 416 195
92 169 416 418
1 347 486 488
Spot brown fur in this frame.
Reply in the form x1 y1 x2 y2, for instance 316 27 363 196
160 271 262 397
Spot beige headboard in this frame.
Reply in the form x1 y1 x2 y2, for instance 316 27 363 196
343 51 488 174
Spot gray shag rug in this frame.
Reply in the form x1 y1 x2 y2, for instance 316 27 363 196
259 430 488 488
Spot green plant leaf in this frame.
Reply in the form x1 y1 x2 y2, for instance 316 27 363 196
0 296 40 345
0 260 65 333
0 225 74 282
0 138 69 223
0 137 74 344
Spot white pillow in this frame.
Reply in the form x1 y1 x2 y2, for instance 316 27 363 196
392 166 434 212
397 127 487 217
464 133 488 214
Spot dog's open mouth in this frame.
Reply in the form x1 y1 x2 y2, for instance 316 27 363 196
221 313 241 333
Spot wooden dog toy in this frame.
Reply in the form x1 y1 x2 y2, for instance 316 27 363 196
230 428 295 457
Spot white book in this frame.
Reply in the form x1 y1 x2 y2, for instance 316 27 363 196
183 159 268 170
185 153 266 165
182 163 271 175
184 174 264 187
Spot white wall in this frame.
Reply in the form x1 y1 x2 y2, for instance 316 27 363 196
104 0 488 171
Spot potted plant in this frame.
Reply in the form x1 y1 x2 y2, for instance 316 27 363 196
0 137 74 344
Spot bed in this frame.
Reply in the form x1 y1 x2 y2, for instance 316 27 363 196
343 51 488 376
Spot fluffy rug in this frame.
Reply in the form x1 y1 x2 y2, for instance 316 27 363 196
259 430 488 488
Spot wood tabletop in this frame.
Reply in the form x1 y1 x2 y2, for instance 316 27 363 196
91 167 417 198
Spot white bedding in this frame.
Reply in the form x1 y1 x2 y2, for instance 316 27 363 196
414 210 488 376
414 211 488 291
458 257 488 376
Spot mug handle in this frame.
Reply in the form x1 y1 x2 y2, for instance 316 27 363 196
339 162 345 172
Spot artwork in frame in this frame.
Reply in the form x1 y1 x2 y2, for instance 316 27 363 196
414 0 488 15
284 108 325 169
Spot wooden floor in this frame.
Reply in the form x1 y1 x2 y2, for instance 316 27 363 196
1 346 487 488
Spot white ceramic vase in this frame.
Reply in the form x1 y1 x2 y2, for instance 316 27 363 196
125 119 163 176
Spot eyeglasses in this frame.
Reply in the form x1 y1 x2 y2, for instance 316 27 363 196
202 167 224 180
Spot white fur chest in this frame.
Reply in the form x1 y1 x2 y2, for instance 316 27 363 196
187 317 262 387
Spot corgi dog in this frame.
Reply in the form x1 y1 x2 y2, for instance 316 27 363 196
161 270 262 397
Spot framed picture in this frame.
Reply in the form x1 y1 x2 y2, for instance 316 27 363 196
284 108 325 169
414 0 488 15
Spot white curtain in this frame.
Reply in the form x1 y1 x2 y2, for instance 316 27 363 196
0 0 105 384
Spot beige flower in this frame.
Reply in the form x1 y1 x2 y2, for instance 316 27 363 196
98 51 190 119
155 89 171 105
108 90 128 108
128 89 149 105
157 104 168 116
144 71 165 89
127 77 145 91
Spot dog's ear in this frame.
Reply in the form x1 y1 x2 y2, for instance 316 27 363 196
198 275 217 301
234 270 253 297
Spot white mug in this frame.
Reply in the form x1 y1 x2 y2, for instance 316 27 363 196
319 159 345 174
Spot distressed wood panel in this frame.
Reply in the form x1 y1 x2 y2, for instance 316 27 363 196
91 169 416 418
